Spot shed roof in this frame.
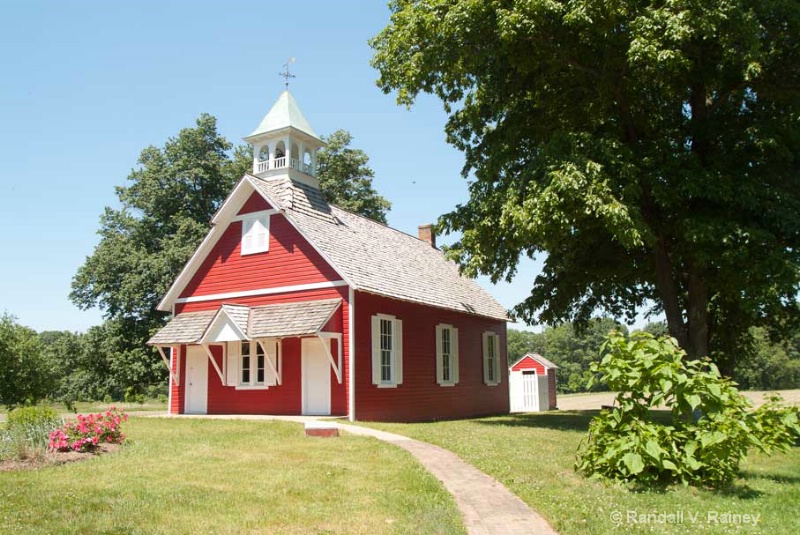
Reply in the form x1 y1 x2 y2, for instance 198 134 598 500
510 353 559 370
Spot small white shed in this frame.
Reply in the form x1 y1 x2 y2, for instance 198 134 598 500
509 353 558 412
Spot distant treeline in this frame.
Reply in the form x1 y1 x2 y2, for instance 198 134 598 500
0 314 166 407
508 319 800 393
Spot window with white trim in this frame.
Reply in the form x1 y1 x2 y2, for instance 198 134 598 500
482 331 501 386
240 341 266 386
241 214 269 255
371 314 403 387
436 324 459 386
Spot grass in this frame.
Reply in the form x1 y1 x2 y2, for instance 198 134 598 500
0 417 464 534
358 411 800 535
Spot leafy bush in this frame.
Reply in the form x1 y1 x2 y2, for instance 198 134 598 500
1 406 63 460
576 331 800 488
49 408 128 453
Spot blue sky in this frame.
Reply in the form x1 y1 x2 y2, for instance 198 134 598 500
0 0 548 333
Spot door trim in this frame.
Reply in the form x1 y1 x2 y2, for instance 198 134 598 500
301 338 331 416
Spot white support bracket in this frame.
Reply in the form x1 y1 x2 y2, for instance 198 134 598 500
317 332 342 384
201 343 226 385
256 338 282 386
156 345 180 386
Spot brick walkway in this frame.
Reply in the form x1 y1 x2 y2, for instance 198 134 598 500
156 414 557 534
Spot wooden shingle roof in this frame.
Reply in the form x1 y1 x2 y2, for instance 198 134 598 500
250 176 509 321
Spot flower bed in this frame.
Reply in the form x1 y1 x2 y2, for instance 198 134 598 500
49 408 128 453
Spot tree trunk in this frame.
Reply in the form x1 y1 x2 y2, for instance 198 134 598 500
686 265 710 359
653 235 687 348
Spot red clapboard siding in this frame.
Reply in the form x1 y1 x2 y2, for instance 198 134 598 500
170 345 186 415
179 200 341 299
238 193 272 214
353 291 509 422
548 372 558 410
511 355 546 374
171 286 350 417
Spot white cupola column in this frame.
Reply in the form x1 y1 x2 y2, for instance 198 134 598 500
268 142 275 170
311 149 317 177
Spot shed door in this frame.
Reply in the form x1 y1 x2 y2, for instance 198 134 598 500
302 338 331 416
522 370 540 412
185 346 208 414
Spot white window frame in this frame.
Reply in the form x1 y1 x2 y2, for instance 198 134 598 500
371 314 403 388
436 324 459 386
235 340 279 389
241 214 270 255
483 331 501 386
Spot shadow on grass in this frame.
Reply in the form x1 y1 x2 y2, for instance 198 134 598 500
740 471 800 485
473 409 676 432
473 411 598 432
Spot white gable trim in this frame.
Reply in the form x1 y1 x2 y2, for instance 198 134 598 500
175 280 347 305
509 353 558 372
199 307 249 344
157 175 354 312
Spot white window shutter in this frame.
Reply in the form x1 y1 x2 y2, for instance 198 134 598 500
394 318 403 385
264 340 278 386
494 334 502 384
255 217 269 251
482 332 490 385
452 327 460 384
242 219 254 254
435 325 443 385
371 315 381 385
226 343 239 386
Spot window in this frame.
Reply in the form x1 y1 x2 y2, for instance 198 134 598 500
436 324 459 386
483 331 501 386
371 314 403 387
240 341 266 386
241 215 269 255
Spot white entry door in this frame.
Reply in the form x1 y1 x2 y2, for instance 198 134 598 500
185 346 208 414
521 371 540 412
301 338 331 416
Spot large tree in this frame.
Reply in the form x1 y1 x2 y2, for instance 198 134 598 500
371 0 800 373
71 114 251 391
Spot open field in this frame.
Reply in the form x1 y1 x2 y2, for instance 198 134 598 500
557 389 800 411
359 411 800 535
0 417 464 534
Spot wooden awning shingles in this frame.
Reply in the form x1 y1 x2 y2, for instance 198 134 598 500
147 298 342 345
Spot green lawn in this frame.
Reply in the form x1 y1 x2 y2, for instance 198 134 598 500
359 412 800 535
0 417 464 534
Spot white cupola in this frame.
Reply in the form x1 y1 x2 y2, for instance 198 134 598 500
243 90 325 187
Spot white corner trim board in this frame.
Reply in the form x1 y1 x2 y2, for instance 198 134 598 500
175 280 348 304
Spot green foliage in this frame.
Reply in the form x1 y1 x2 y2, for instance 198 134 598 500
0 314 54 407
576 331 800 487
1 406 62 460
371 0 800 370
317 129 391 223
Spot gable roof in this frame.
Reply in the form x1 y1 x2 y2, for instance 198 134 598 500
245 91 319 140
510 353 559 370
147 299 342 345
250 176 509 321
158 174 509 321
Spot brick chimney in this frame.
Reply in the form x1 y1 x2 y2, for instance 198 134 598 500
418 224 436 248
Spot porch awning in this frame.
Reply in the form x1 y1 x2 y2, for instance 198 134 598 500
147 298 342 345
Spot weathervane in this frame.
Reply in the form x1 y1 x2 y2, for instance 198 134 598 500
279 57 296 89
